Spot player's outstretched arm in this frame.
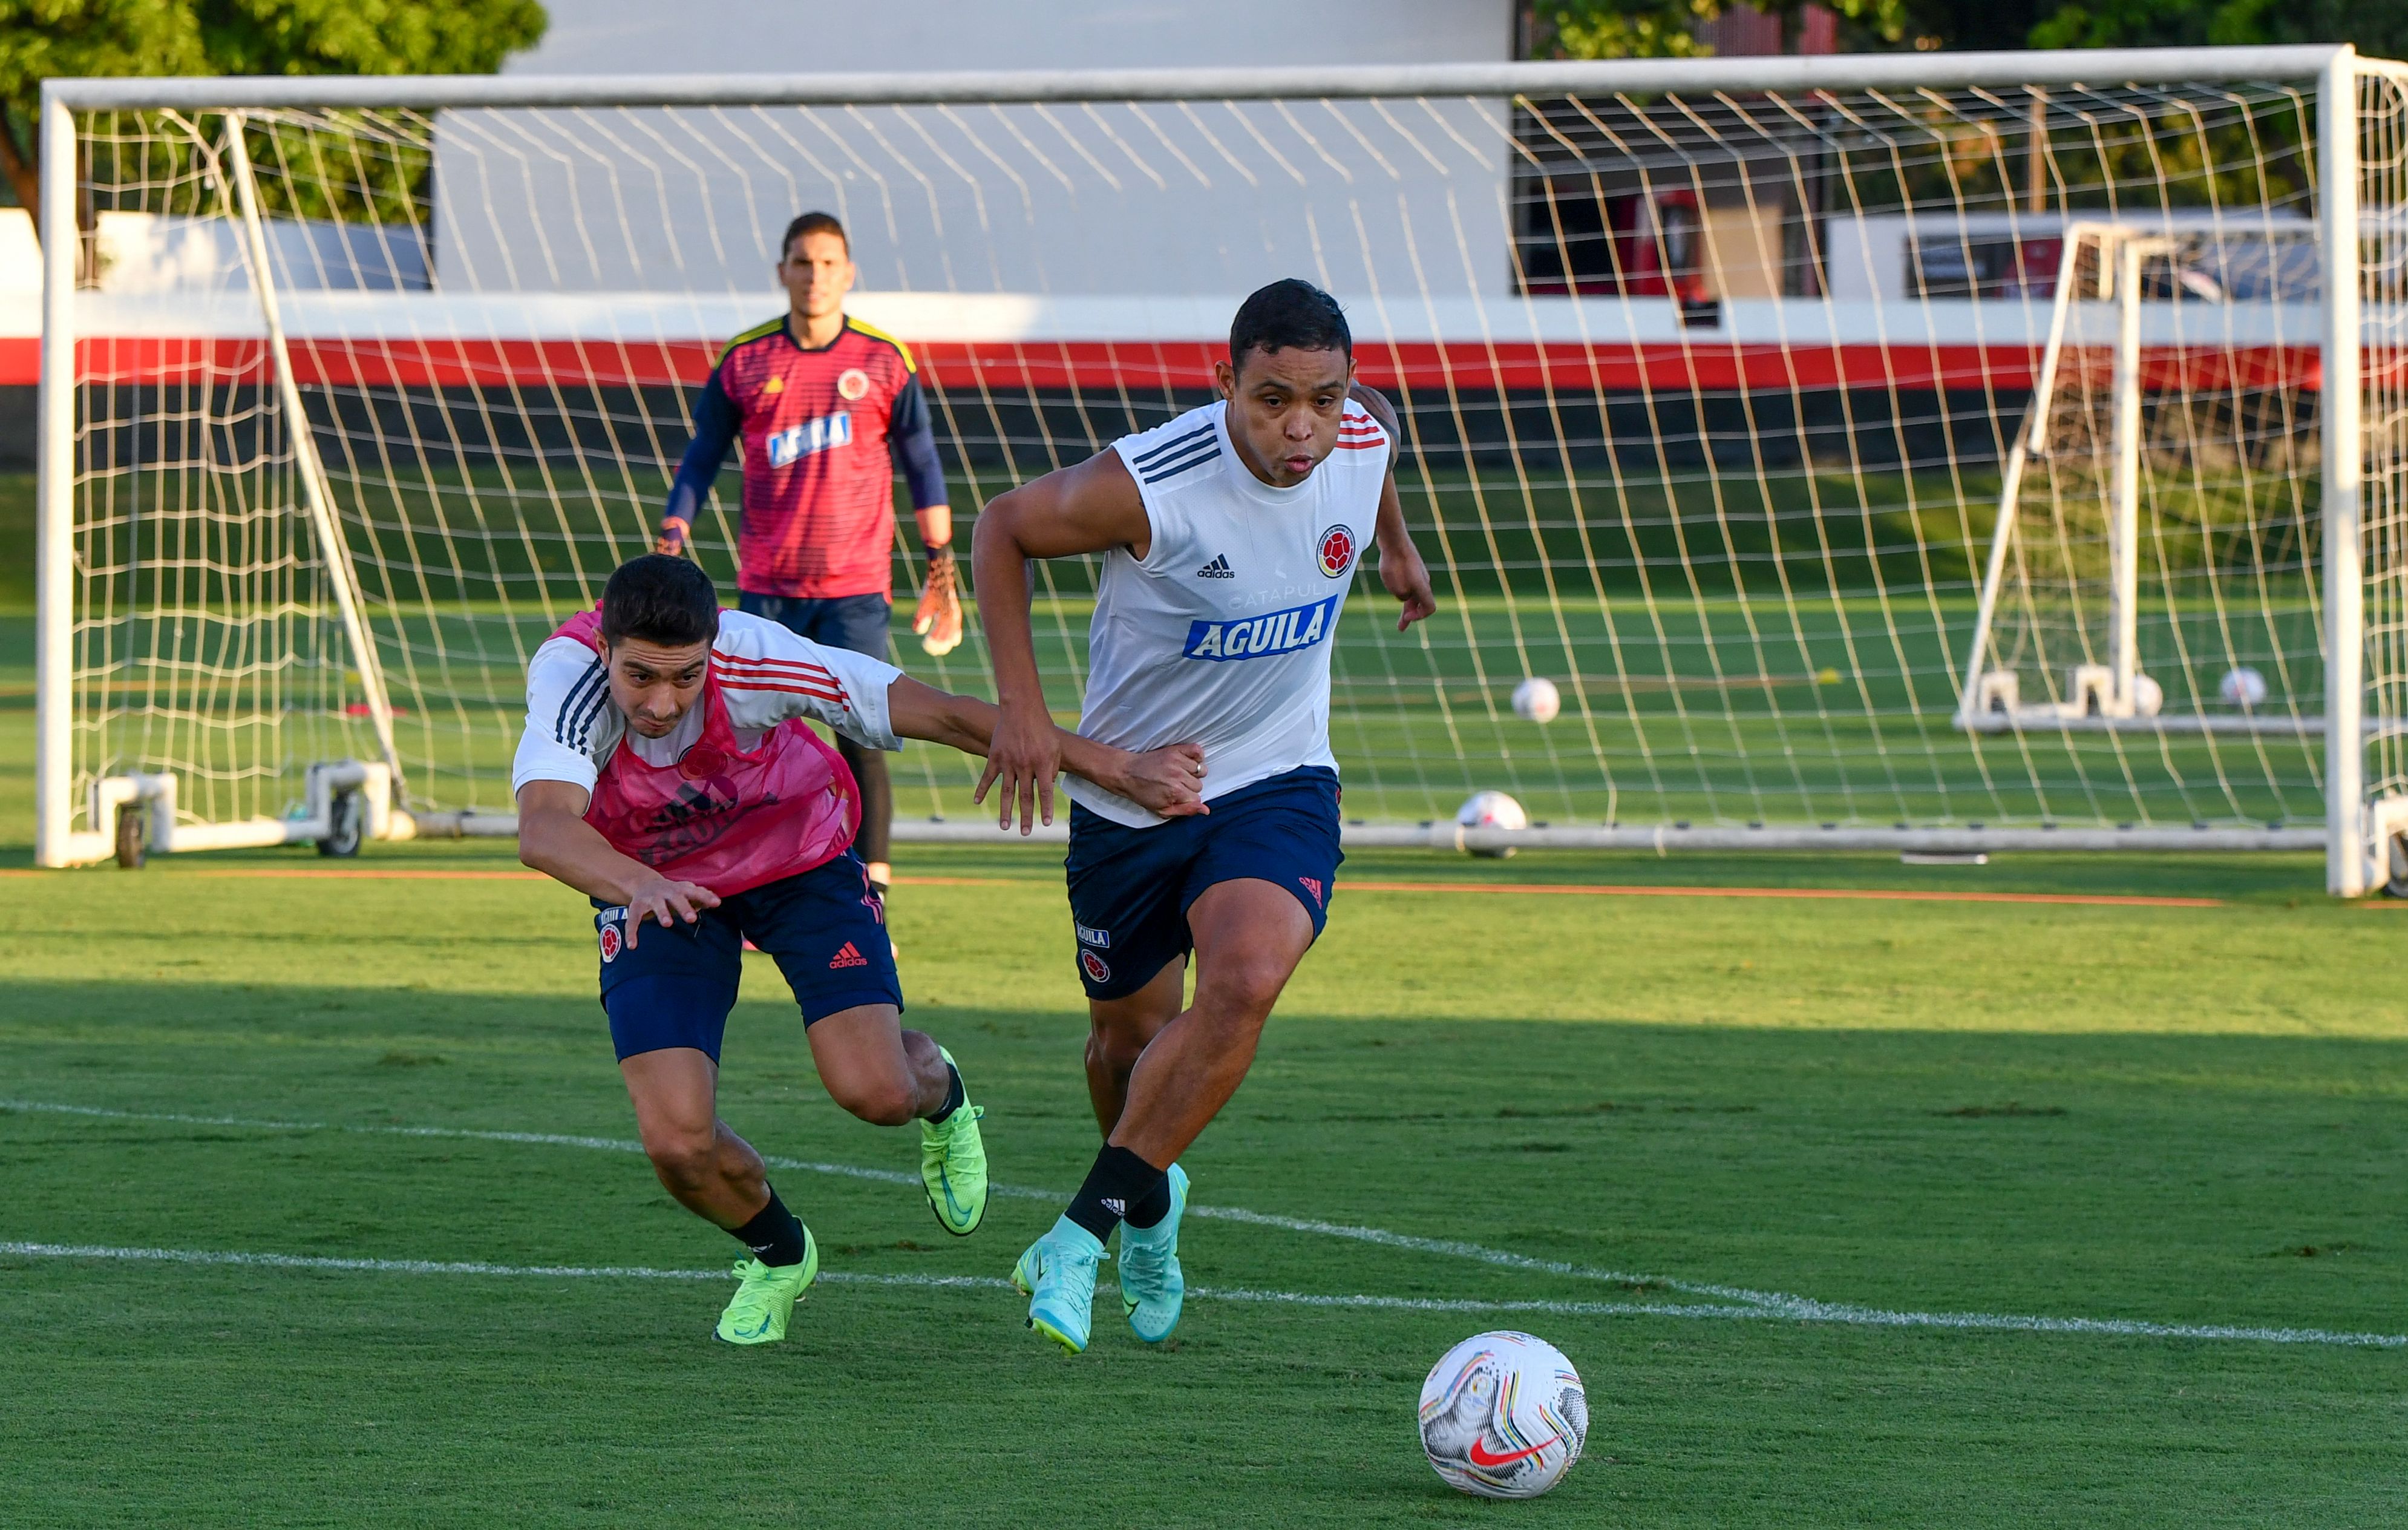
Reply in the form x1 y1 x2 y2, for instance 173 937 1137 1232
969 450 1153 832
516 780 720 945
1350 384 1438 631
882 675 1206 825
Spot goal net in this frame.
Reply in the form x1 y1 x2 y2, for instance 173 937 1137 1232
30 51 2408 890
1953 209 2343 764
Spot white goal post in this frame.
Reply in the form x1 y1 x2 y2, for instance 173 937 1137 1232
30 47 2408 892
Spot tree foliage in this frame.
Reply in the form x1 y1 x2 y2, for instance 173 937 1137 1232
1533 0 2408 56
0 0 545 240
1534 0 1916 58
2025 0 2407 53
194 0 547 79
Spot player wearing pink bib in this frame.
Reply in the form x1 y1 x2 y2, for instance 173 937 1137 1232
514 555 1205 1345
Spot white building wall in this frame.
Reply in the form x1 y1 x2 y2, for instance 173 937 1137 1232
508 0 1513 75
433 0 1519 301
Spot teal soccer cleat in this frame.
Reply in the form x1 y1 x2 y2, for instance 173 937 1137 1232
1012 1216 1104 1354
1116 1162 1188 1343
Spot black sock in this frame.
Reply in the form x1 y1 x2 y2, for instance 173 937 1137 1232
929 1061 966 1125
730 1186 807 1267
1124 1167 1175 1230
1064 1144 1165 1243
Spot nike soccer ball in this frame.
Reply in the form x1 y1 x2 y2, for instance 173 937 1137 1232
1455 790 1528 859
1418 1331 1588 1500
2220 665 2268 708
1512 676 1561 723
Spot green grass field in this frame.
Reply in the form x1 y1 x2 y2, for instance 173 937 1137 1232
2 587 2405 1525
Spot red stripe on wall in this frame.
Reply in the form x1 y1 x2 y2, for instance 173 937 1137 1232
10 333 2362 393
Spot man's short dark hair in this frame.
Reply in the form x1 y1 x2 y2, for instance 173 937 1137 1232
601 554 721 649
781 211 848 260
1229 278 1351 374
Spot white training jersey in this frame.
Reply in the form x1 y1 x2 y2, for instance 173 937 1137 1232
511 608 903 796
1067 396 1392 827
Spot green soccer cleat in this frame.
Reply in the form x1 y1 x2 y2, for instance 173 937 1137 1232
1117 1162 1189 1344
920 1047 989 1237
1012 1216 1104 1354
713 1227 819 1346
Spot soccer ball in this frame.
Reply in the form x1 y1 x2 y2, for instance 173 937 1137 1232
2220 666 2268 708
1455 790 1527 859
2130 673 2164 718
1418 1331 1588 1500
1511 676 1561 723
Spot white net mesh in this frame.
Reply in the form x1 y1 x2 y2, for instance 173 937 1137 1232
2359 64 2408 861
42 70 2381 847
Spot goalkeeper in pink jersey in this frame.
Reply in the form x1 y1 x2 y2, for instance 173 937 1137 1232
514 554 1203 1345
655 211 957 903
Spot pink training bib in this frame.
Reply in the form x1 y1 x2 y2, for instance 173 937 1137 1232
555 608 861 897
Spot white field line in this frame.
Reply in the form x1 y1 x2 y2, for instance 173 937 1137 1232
7 1099 2403 1351
1 1098 1758 1304
2 1241 2400 1349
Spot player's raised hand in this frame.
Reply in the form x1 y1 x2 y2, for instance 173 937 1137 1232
914 545 964 657
623 871 720 947
973 697 1063 835
1116 743 1209 818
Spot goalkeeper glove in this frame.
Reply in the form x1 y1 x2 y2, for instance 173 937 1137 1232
913 543 964 657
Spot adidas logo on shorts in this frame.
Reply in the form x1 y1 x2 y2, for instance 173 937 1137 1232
828 941 869 970
1195 554 1235 579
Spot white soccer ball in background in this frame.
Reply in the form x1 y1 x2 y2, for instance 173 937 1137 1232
2220 666 2269 708
1419 1330 1588 1500
1455 790 1528 859
2130 673 2164 718
1511 676 1561 724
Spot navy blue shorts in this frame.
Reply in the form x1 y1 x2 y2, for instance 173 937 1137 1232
1064 766 1343 1001
594 850 903 1063
737 589 892 659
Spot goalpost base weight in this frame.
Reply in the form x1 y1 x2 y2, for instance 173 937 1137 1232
51 762 400 868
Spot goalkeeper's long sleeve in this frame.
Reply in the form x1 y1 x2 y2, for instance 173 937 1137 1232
661 367 740 537
889 373 949 513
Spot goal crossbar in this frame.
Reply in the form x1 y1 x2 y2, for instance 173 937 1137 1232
36 46 2354 113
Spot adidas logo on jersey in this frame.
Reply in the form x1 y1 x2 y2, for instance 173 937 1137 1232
1183 594 1338 663
1195 554 1235 579
828 941 870 970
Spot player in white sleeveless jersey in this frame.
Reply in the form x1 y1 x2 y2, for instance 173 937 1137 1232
973 279 1437 1353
